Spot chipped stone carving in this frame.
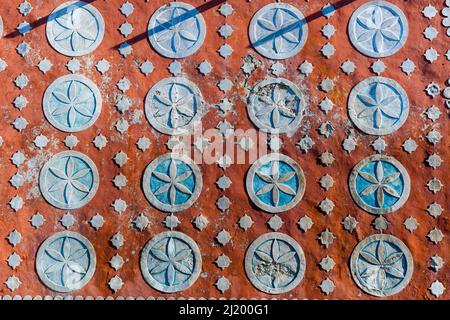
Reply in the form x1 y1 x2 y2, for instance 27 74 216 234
350 234 413 297
247 78 306 134
245 232 306 294
144 77 203 135
140 231 201 293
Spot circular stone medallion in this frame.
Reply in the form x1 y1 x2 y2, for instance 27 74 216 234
36 231 96 293
145 77 203 135
148 2 206 59
43 74 102 132
39 151 99 210
245 232 306 294
247 78 306 134
249 3 308 60
349 154 410 215
246 153 306 213
142 153 202 213
140 231 202 293
348 77 409 135
350 234 413 297
46 1 105 56
348 1 408 58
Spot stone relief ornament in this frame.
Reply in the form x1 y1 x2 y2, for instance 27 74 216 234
39 151 99 210
348 1 408 58
143 153 202 213
348 77 409 135
349 155 410 215
148 2 206 59
36 231 96 293
245 232 306 294
43 74 102 132
350 234 413 297
140 231 202 293
247 78 306 134
246 153 306 213
46 1 105 56
249 3 308 60
145 77 203 135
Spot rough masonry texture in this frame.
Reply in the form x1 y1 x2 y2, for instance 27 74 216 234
0 0 448 300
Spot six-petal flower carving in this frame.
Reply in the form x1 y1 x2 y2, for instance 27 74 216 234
155 7 199 53
359 240 405 291
256 86 297 128
357 83 401 128
254 239 297 288
255 161 296 206
152 159 193 205
54 5 98 51
44 237 88 287
48 157 92 205
358 161 401 207
149 237 193 286
154 84 195 129
51 81 94 128
356 6 401 53
257 8 301 53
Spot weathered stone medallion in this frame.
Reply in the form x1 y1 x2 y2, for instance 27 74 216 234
140 231 202 293
148 2 206 59
249 3 308 60
46 1 105 56
246 153 306 213
39 151 99 210
245 232 306 294
43 74 102 132
348 77 409 135
247 78 306 134
36 231 96 293
348 1 408 58
349 155 410 215
143 153 202 213
145 77 203 135
350 234 413 297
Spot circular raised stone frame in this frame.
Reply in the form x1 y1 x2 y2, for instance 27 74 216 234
39 151 99 210
246 153 306 213
140 231 202 293
46 1 105 56
144 77 203 135
249 3 308 60
142 153 202 213
349 154 410 215
43 74 102 133
245 232 306 294
247 78 306 134
348 0 408 58
350 233 413 297
36 231 96 293
148 2 206 59
348 76 409 136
